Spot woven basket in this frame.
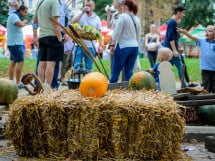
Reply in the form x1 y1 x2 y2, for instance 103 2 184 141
76 29 97 40
184 106 199 123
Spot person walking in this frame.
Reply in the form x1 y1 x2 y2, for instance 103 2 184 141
7 5 28 88
145 24 160 68
72 0 103 72
33 0 64 87
163 5 186 85
109 0 141 83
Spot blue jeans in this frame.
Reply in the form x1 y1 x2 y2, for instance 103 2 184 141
170 56 183 79
170 55 188 87
110 44 138 83
147 50 158 68
51 61 60 89
73 46 96 71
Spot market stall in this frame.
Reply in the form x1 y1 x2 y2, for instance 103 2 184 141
0 24 6 51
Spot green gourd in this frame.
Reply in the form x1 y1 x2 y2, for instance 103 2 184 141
129 71 156 90
197 105 215 125
0 78 18 105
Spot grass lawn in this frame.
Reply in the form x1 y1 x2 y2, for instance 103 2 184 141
0 57 201 82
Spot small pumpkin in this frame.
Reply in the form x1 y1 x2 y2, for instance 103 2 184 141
79 72 108 98
0 78 19 105
129 71 156 90
197 105 215 125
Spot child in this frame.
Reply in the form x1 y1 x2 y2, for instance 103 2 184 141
177 25 215 93
151 47 173 91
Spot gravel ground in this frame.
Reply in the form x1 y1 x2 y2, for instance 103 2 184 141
182 141 215 161
0 139 215 161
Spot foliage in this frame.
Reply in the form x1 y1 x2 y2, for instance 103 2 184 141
135 0 214 34
181 0 215 30
0 0 33 26
0 0 9 26
94 0 111 20
25 13 34 24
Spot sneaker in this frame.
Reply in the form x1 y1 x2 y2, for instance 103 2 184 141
188 83 199 87
18 83 25 89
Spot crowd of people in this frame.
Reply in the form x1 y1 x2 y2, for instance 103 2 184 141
5 0 215 93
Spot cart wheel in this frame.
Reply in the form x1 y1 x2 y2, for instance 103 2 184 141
21 73 44 95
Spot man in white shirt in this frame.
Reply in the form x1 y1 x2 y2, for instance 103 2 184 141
72 0 103 72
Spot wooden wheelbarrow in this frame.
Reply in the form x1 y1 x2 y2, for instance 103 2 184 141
21 73 44 95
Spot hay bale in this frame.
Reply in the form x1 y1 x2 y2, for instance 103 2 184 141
5 89 185 160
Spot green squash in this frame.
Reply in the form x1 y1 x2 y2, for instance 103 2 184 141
0 78 19 105
129 71 156 90
197 105 215 125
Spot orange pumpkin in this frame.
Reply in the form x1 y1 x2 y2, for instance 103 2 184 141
79 72 108 98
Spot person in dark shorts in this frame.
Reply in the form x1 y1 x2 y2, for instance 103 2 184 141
33 0 63 87
34 0 70 89
7 5 28 88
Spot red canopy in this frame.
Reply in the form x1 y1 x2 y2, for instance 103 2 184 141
100 19 113 36
101 27 112 36
0 24 6 35
158 23 167 39
101 19 107 27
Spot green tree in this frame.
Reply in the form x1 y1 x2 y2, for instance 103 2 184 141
71 0 110 20
0 0 9 26
0 0 33 27
94 0 111 20
181 0 214 30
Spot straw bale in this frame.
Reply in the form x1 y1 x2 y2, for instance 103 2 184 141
5 89 185 160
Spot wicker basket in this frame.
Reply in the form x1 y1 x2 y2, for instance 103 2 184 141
184 106 199 123
76 29 97 40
